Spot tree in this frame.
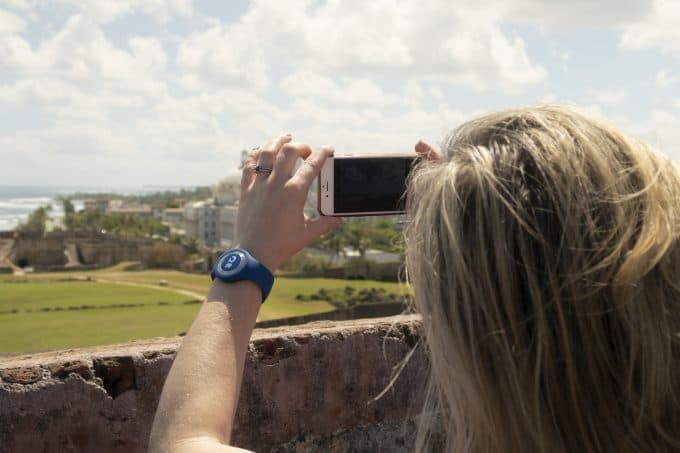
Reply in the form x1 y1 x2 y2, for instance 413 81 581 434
19 205 50 234
61 208 170 237
345 220 372 258
316 226 346 266
369 219 401 253
62 199 75 215
62 199 75 230
313 218 404 262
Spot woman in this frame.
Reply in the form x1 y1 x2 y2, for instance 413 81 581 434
150 106 680 452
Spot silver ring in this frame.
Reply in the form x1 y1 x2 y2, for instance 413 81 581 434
253 164 273 176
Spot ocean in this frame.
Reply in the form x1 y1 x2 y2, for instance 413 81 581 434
0 186 185 231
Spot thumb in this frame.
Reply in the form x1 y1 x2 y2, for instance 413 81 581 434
304 215 343 242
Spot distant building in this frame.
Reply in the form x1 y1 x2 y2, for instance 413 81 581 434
83 198 155 218
184 201 220 247
183 201 239 248
82 199 108 212
162 208 185 228
183 170 240 247
107 204 153 217
107 200 124 210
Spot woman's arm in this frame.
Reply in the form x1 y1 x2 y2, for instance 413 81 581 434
149 135 342 453
149 280 261 453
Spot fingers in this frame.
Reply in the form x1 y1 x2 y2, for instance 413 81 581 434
270 142 312 184
415 140 442 162
303 215 343 244
289 146 334 192
255 134 293 181
241 148 261 191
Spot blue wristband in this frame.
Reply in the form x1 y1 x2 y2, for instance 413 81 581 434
210 248 275 302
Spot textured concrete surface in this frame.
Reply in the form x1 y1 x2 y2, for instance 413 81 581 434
0 315 429 452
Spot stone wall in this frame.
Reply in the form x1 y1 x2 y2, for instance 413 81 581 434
77 239 186 268
0 315 434 453
10 235 67 267
7 232 189 270
254 302 407 329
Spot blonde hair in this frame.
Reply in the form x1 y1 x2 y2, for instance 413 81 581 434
404 105 680 452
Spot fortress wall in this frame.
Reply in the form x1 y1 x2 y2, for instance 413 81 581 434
10 236 67 267
0 315 434 453
76 240 186 267
8 233 188 269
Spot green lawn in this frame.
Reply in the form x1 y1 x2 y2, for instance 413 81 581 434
0 304 202 354
0 267 409 355
93 268 212 295
0 281 196 312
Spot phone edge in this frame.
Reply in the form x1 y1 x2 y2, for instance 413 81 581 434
318 156 335 216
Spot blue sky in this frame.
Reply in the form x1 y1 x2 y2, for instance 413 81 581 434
1 0 679 186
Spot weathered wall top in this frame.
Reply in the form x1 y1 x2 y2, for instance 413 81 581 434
0 315 433 453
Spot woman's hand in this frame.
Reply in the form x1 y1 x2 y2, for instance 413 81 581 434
236 134 343 271
151 134 340 453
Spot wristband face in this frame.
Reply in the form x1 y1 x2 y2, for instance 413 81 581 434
211 248 274 302
216 250 247 277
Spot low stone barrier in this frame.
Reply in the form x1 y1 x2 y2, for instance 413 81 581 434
0 315 432 452
253 302 408 329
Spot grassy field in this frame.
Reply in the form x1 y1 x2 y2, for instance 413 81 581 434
0 281 196 312
0 264 409 355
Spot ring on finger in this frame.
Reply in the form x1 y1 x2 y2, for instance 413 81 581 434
253 164 273 176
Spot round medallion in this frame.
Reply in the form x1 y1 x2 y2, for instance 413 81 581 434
217 250 247 277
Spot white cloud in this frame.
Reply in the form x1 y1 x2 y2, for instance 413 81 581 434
505 0 652 29
3 0 680 186
0 7 26 35
280 72 398 107
115 0 193 22
654 69 680 88
129 36 167 73
44 0 193 24
635 110 680 160
1 0 192 24
176 23 269 91
1 14 169 96
620 0 680 53
0 78 74 103
176 0 546 93
595 108 680 163
0 34 40 70
1 0 32 10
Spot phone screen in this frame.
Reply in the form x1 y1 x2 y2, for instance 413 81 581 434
334 156 416 214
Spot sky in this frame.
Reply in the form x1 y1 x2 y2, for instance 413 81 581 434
1 0 680 187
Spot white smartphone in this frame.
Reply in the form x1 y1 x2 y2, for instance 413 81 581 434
318 154 419 216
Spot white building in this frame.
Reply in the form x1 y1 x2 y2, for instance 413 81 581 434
162 208 185 228
184 201 221 246
183 170 240 247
